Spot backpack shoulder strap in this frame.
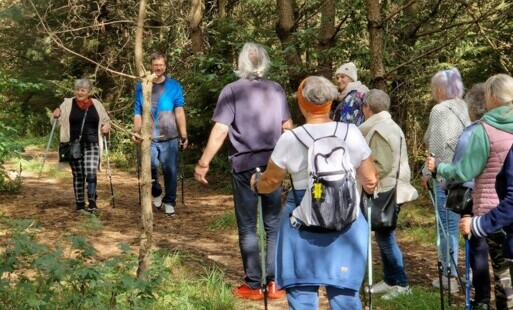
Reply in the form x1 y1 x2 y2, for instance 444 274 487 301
291 126 312 148
333 122 350 141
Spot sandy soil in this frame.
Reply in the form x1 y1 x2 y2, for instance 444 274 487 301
1 150 469 309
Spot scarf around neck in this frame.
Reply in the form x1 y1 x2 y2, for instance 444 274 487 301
76 97 93 111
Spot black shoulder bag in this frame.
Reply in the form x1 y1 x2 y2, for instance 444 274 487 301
365 137 402 231
59 109 88 162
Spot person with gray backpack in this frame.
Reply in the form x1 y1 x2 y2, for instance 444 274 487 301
251 76 377 309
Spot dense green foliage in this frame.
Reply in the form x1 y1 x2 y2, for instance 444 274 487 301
1 1 512 176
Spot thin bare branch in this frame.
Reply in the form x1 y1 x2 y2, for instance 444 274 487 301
28 0 137 80
383 0 416 23
51 20 132 34
385 24 471 77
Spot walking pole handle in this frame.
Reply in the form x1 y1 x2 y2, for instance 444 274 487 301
255 167 262 181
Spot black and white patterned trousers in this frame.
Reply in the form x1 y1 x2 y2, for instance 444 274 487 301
69 143 99 205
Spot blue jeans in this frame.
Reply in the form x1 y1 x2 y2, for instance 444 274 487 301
435 181 459 276
232 167 282 289
286 285 361 310
150 139 178 205
375 221 409 287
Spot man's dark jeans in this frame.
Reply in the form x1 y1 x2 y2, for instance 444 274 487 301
232 167 282 289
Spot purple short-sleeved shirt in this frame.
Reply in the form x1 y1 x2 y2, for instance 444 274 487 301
213 78 291 173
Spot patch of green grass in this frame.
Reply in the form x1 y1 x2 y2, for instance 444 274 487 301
368 286 464 309
209 211 237 230
16 157 69 179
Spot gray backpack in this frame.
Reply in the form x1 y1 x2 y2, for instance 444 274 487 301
290 122 358 232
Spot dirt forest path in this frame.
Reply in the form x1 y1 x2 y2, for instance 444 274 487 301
1 149 467 309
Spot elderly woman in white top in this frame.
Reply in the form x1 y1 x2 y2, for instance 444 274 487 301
358 89 418 300
250 76 377 309
423 68 470 290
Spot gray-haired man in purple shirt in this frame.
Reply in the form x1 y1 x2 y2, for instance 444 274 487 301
194 42 292 300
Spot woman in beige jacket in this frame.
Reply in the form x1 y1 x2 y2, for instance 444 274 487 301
53 78 110 212
358 89 418 300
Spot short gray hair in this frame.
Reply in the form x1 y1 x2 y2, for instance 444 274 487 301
485 74 513 106
363 89 390 113
234 42 270 79
464 83 486 120
75 78 93 91
302 76 338 104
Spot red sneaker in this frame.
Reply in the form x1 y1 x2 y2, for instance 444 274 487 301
233 284 264 300
267 281 286 299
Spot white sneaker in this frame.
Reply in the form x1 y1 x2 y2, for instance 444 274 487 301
164 203 175 217
153 195 163 209
381 285 411 300
372 281 394 294
432 276 459 293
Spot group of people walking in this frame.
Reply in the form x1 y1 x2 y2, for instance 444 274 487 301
51 41 513 309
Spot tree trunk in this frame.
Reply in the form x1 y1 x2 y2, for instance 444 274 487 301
317 0 335 78
189 0 204 54
276 0 303 89
365 0 386 91
135 0 155 279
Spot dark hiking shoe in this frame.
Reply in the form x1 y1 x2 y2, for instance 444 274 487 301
76 202 86 211
87 201 98 213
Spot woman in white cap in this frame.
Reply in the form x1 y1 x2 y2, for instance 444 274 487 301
331 62 369 125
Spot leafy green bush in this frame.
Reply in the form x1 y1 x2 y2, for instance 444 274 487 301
0 122 23 192
0 217 236 309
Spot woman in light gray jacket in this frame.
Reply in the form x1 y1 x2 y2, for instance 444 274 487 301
423 68 470 291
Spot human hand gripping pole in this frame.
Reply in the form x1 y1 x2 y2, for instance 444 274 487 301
255 167 268 310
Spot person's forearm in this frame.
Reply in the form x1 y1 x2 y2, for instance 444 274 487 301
198 123 228 167
133 115 142 132
357 156 378 194
175 107 187 138
255 160 286 194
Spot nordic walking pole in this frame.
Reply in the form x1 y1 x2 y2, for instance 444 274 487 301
463 215 471 310
429 154 464 303
367 195 373 310
255 167 268 310
427 172 445 310
446 207 453 307
180 140 185 208
104 133 115 208
38 118 57 178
